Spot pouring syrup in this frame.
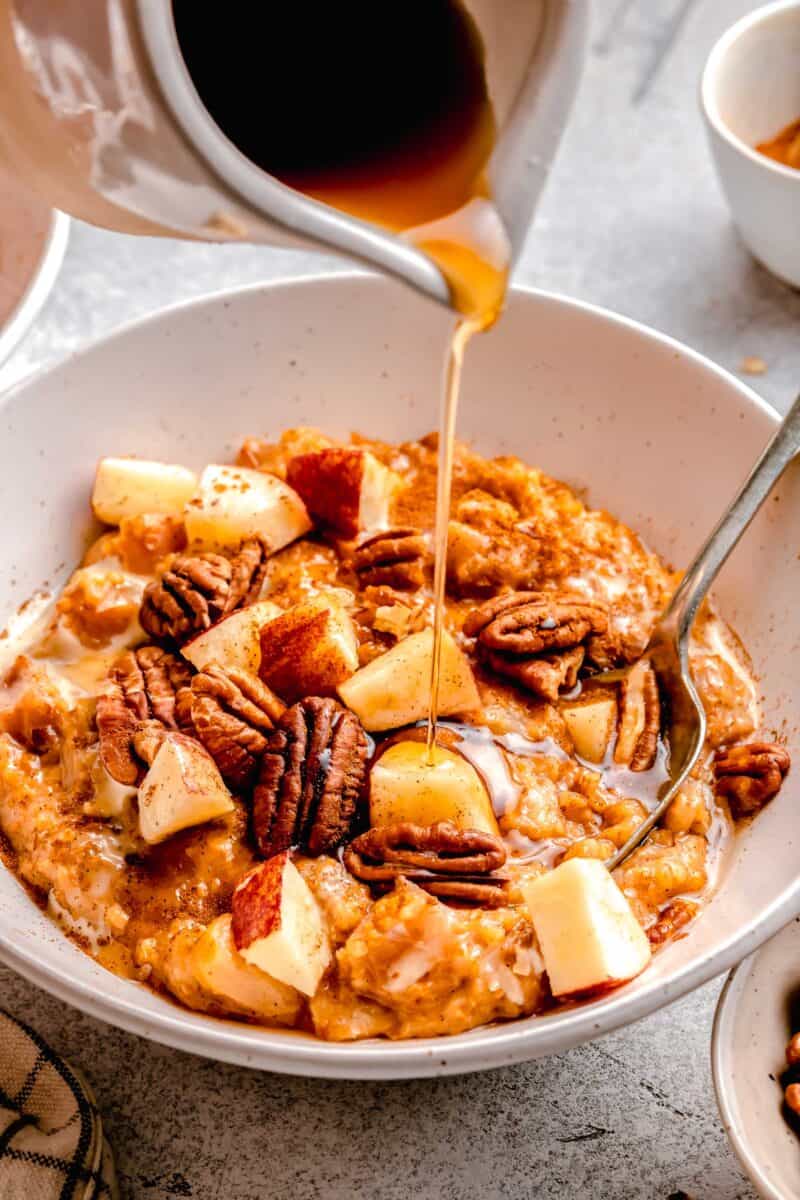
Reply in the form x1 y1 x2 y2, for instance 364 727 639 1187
173 0 511 761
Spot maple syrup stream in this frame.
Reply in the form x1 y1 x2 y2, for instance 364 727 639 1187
172 0 510 761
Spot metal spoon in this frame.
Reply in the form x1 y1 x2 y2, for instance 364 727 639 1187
605 392 800 871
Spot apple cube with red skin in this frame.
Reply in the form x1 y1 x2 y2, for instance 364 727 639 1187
231 853 331 997
286 447 401 538
182 599 282 674
259 595 359 702
519 858 651 999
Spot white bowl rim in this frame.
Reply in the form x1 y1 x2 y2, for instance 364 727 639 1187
700 0 800 185
712 954 786 1200
0 268 797 1078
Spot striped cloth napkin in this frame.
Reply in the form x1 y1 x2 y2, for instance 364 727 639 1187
0 1010 117 1199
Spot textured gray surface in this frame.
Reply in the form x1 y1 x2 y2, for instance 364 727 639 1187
1 1 797 1196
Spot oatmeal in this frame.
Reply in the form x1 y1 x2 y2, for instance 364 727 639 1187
0 430 790 1041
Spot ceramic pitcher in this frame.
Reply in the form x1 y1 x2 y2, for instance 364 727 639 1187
0 0 588 309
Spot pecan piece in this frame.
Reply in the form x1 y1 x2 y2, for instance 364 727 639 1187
464 591 613 700
647 898 698 946
614 658 661 772
352 528 427 591
139 537 268 644
178 665 286 790
484 645 584 704
253 697 368 857
343 821 508 907
714 741 790 817
226 537 270 611
96 645 192 784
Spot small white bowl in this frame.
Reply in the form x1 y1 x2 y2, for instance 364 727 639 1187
701 0 800 288
713 919 800 1199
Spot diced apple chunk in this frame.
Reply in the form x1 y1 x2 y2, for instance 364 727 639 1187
92 457 198 525
561 693 618 763
184 464 311 552
259 595 359 702
231 854 331 996
190 914 302 1023
370 740 499 836
182 599 283 674
137 734 235 844
338 627 480 731
519 858 651 998
286 447 401 537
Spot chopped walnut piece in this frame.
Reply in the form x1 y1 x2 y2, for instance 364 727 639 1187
139 537 268 644
351 528 427 591
714 741 791 817
96 645 193 784
614 659 660 772
178 665 285 790
464 591 614 700
253 697 368 857
344 820 508 906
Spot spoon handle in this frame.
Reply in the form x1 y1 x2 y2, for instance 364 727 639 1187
665 392 800 637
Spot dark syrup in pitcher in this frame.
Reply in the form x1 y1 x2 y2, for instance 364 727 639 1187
173 0 510 758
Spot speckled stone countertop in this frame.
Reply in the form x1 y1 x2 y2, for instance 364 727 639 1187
2 2 798 1197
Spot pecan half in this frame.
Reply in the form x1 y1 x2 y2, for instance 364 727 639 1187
714 741 791 817
139 537 268 644
463 591 614 700
96 645 192 784
352 528 427 591
178 665 286 790
614 658 661 772
253 697 368 857
343 821 508 907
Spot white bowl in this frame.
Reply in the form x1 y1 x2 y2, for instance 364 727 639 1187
1 272 799 1078
701 0 800 288
713 919 800 1199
